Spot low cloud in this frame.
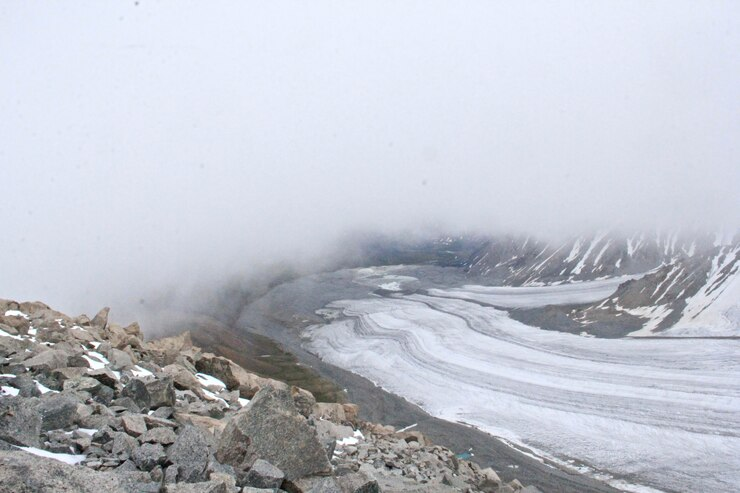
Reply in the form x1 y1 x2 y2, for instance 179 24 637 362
1 1 738 318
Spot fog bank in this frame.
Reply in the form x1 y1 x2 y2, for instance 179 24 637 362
1 1 738 318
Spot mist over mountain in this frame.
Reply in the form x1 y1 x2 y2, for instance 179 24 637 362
1 1 739 318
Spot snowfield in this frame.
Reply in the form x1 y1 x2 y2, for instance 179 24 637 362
304 282 740 493
427 275 640 308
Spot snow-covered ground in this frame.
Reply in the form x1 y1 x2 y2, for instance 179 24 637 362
667 247 740 336
427 275 640 308
304 281 740 492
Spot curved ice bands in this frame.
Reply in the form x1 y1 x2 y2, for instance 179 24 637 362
427 275 639 308
304 295 740 492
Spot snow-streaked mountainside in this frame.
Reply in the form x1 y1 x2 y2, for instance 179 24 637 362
459 231 739 336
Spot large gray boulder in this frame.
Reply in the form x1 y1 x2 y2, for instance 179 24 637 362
121 379 150 409
0 337 29 358
167 425 210 483
23 349 73 371
37 393 80 431
145 377 175 409
216 386 331 481
0 396 41 446
132 442 166 471
108 348 134 370
0 449 155 493
11 374 41 398
112 432 139 458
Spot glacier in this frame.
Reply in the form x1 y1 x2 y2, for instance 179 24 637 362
304 279 740 492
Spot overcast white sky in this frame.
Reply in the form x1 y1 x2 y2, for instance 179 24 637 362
1 1 738 316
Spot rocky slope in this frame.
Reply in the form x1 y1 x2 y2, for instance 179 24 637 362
0 298 536 493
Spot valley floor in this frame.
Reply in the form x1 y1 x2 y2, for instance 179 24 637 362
240 265 740 493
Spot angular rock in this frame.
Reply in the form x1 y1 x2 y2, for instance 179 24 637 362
69 326 97 343
164 464 178 483
116 459 139 472
132 442 166 471
166 480 228 493
0 396 41 446
195 354 240 390
216 386 331 480
342 404 360 424
79 413 117 430
0 337 28 358
145 376 175 409
68 353 93 368
315 420 354 442
167 425 210 483
243 458 285 489
288 476 343 493
0 323 18 335
63 375 102 394
108 348 134 370
478 467 502 492
121 379 151 409
151 406 174 419
336 472 381 493
232 364 288 399
139 426 176 445
110 397 141 414
312 403 347 424
145 331 194 367
106 324 142 350
71 435 92 453
144 414 178 429
209 472 236 492
163 363 201 391
507 479 524 491
49 366 88 387
174 412 227 436
91 307 110 330
123 322 143 339
38 393 80 431
112 432 139 458
88 368 120 388
11 373 41 397
292 386 317 418
23 349 72 371
121 414 147 437
314 419 353 459
0 449 155 493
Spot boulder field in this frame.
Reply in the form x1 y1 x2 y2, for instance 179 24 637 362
0 298 535 493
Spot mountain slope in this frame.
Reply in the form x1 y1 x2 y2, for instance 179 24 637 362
463 231 739 336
